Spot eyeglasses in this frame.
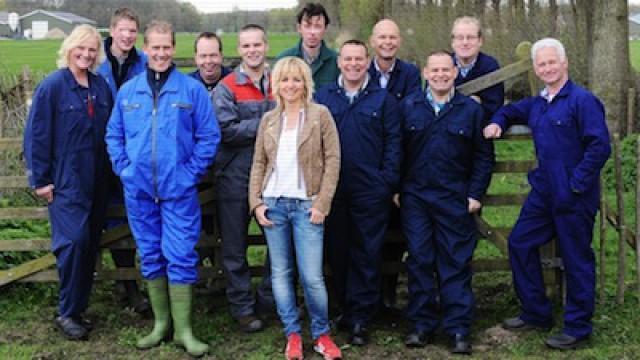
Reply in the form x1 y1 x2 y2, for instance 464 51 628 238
452 35 480 42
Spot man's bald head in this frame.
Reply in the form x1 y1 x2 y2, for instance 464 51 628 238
370 18 402 61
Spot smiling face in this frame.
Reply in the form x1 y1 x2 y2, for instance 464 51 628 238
195 37 223 82
144 30 175 72
278 69 306 106
238 29 268 71
370 19 401 61
338 43 369 86
451 21 482 64
533 46 569 90
423 53 458 96
110 18 138 56
297 15 327 51
68 37 100 73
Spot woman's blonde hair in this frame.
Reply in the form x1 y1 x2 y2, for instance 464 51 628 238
56 24 104 71
271 56 314 112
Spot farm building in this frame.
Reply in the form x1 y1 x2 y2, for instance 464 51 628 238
19 10 96 39
0 12 11 38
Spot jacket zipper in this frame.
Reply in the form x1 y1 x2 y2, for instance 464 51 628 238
152 76 159 204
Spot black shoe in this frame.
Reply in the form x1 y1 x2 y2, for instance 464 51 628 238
449 333 471 355
503 317 552 331
72 315 93 332
237 314 264 333
404 331 432 348
55 316 88 341
545 333 589 350
349 324 368 346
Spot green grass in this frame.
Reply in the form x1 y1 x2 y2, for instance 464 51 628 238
0 32 298 74
630 40 640 71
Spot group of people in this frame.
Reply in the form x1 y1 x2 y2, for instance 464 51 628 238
22 2 611 359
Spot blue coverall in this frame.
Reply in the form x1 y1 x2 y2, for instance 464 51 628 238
315 79 402 327
491 80 611 339
454 52 505 118
24 69 113 318
106 68 220 284
368 58 422 102
400 90 494 336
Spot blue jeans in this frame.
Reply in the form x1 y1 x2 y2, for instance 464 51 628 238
262 197 330 339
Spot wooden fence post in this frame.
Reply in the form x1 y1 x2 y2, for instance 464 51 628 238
636 134 640 300
628 88 635 135
21 66 33 116
614 133 626 304
599 176 607 304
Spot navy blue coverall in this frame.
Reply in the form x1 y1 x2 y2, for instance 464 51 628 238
491 80 611 339
24 69 112 318
315 79 402 327
368 57 422 305
400 90 494 336
454 52 505 118
368 58 421 102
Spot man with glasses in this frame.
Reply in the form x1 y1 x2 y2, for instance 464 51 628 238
451 16 504 117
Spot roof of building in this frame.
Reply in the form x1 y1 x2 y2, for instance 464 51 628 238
630 13 640 25
19 10 96 25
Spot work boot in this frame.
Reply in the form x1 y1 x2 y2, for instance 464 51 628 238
169 284 209 357
136 278 171 349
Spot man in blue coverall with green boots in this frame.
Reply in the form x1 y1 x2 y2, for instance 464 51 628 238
106 20 220 357
484 38 611 350
398 50 494 354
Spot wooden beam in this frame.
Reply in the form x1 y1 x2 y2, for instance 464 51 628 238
493 160 536 173
476 215 509 255
0 137 22 151
0 253 56 286
0 176 27 189
457 58 532 96
0 207 48 220
0 238 50 251
483 193 528 206
605 202 637 249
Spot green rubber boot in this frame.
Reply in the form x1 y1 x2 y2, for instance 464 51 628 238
136 278 171 349
169 284 209 357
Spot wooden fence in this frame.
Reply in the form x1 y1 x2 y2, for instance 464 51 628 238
3 42 635 300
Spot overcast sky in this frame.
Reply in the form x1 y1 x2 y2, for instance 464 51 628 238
183 0 298 13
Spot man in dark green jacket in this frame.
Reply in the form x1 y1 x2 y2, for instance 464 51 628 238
276 2 339 89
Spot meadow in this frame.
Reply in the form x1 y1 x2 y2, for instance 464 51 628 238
0 35 639 359
0 32 298 74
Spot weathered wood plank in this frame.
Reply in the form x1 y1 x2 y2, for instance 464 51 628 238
483 194 528 206
0 207 48 220
457 59 532 96
0 238 50 251
476 216 508 255
0 137 22 151
0 253 56 286
0 176 28 189
493 160 536 173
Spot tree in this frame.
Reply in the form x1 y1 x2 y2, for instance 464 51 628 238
589 0 631 134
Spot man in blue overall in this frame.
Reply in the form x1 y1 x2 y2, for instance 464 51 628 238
399 50 494 354
96 7 149 313
315 39 402 346
368 18 421 311
484 38 611 350
106 21 220 357
451 16 504 118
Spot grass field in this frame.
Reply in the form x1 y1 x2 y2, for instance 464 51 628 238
1 36 640 359
0 32 298 75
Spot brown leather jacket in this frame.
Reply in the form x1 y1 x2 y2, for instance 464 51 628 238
249 102 340 215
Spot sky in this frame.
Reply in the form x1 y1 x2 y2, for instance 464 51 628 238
183 0 298 13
